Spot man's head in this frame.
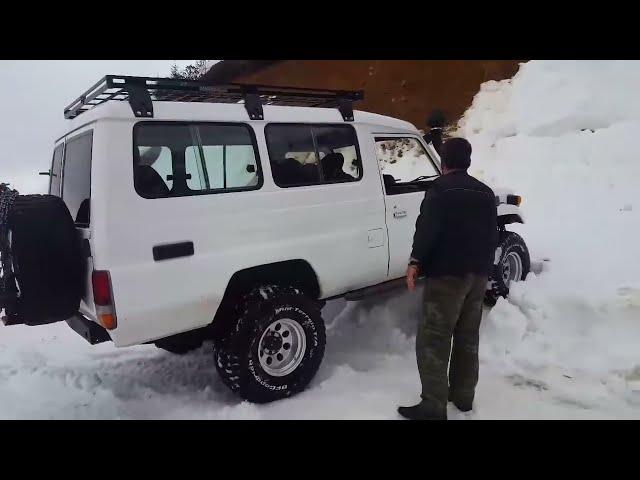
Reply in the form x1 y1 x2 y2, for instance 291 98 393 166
440 137 472 173
427 109 445 129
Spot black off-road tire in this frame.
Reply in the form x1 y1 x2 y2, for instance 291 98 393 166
6 195 84 325
214 285 326 403
485 231 530 307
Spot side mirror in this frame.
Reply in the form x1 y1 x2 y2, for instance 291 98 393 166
246 164 256 173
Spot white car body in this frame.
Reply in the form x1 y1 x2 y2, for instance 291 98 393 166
50 99 523 348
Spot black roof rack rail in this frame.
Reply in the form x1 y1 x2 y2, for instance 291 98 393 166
63 75 364 122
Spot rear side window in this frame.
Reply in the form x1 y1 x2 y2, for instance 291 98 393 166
266 124 362 188
62 131 92 226
133 122 261 199
49 144 64 197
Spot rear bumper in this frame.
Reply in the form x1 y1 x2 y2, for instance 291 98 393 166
66 313 112 345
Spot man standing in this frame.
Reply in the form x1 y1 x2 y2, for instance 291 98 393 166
399 138 498 420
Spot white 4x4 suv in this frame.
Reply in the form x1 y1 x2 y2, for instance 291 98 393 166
0 76 529 403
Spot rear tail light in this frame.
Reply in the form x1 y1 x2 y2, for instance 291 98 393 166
92 270 117 330
92 271 112 306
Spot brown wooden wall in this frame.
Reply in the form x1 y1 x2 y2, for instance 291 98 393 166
228 60 523 129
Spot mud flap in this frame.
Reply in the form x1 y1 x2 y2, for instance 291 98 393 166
66 314 111 345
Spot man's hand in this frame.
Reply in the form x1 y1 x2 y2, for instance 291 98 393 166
406 264 419 292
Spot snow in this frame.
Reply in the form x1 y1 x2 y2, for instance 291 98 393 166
1 60 640 419
457 60 640 417
2 291 637 419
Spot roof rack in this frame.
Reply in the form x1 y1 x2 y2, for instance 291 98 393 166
64 75 364 122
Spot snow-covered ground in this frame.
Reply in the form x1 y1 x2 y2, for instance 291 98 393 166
1 60 640 419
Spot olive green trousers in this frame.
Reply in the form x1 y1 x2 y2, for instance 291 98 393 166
416 274 487 414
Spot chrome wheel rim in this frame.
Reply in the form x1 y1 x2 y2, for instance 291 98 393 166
258 318 306 377
502 251 523 285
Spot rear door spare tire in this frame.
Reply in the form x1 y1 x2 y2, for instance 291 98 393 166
4 195 84 325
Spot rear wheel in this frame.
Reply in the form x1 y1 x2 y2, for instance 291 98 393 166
214 285 326 403
485 231 530 306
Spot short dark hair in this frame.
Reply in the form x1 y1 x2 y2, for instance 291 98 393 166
441 137 472 170
427 110 445 129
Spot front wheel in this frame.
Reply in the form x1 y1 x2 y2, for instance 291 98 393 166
485 231 530 306
214 285 326 403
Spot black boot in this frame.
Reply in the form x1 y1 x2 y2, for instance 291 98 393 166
397 400 447 420
448 391 473 412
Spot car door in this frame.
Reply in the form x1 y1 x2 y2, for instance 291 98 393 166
60 130 96 319
373 135 441 279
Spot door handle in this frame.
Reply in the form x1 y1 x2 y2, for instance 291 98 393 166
393 210 407 218
153 241 194 261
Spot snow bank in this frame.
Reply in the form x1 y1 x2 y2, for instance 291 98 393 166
459 60 640 293
460 60 640 141
458 60 640 408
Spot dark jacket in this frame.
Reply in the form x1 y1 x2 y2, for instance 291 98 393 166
410 170 498 278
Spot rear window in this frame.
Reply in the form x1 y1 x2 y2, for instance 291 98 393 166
62 131 92 226
133 122 262 199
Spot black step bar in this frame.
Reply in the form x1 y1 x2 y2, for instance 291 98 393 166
343 276 426 302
